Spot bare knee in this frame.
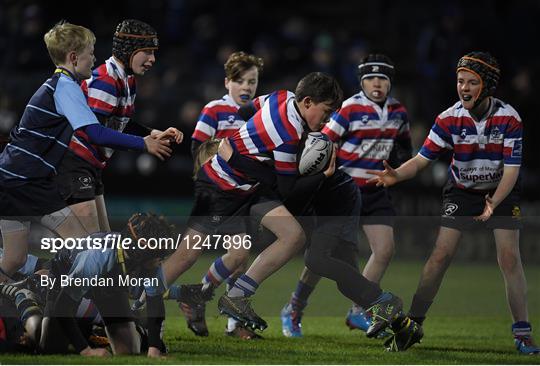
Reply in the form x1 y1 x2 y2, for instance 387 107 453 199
497 249 520 273
371 240 395 264
280 225 305 250
428 246 454 269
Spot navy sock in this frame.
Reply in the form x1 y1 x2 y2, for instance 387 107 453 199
290 281 315 310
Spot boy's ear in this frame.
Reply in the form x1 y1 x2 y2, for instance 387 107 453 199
224 77 229 89
67 51 77 65
300 96 312 109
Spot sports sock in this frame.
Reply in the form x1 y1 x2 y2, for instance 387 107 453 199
226 276 239 292
408 293 432 324
167 284 182 300
290 281 315 311
202 257 233 290
227 274 259 298
351 303 364 313
512 321 532 337
227 317 239 332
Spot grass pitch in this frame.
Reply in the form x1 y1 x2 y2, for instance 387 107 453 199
2 255 539 364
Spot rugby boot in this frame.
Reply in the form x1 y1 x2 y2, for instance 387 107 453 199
346 307 391 338
514 335 540 355
384 317 424 352
281 302 303 337
218 294 267 331
365 292 403 338
178 284 214 337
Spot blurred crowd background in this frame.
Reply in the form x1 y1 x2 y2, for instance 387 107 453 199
1 0 539 221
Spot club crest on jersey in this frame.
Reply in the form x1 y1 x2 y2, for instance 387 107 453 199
459 128 467 140
361 115 370 124
228 115 236 123
489 126 503 143
443 203 458 216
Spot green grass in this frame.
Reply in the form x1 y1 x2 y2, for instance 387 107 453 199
2 256 539 364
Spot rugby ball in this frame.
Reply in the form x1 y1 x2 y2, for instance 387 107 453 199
298 132 333 175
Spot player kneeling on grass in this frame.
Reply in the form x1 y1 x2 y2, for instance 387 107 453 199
368 51 539 355
40 213 180 357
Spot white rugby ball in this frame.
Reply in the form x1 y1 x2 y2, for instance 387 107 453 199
298 132 332 175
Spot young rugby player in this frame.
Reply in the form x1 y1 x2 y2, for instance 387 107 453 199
369 51 539 355
280 54 413 338
0 21 170 284
55 19 182 235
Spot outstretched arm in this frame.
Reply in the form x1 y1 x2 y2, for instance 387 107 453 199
367 155 430 187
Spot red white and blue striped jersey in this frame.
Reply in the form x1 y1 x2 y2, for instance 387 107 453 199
200 90 304 192
192 95 266 143
418 98 522 190
322 92 410 187
70 56 136 168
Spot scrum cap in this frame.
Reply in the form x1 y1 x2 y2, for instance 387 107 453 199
112 19 158 73
456 51 500 107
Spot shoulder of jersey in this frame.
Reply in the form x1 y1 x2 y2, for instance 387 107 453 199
438 101 464 119
492 98 521 122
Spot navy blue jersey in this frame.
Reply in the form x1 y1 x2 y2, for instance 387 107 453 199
0 68 98 185
65 232 166 302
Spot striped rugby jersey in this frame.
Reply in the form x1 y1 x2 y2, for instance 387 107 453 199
322 92 410 187
418 98 522 190
192 94 266 143
0 69 98 184
199 90 304 192
71 56 136 167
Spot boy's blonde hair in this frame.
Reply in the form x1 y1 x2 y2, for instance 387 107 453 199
193 139 221 180
43 21 96 65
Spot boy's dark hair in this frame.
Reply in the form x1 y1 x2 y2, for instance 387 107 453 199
295 72 343 111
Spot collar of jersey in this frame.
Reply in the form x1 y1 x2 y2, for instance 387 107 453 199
223 94 241 108
109 56 128 79
116 247 127 275
359 91 388 109
55 67 77 82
